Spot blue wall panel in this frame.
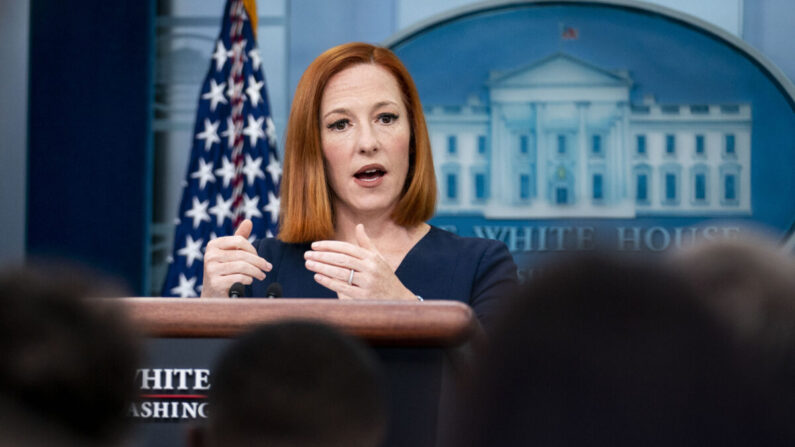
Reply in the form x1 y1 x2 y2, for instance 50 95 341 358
27 0 154 293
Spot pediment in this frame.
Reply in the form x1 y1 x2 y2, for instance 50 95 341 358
488 53 632 88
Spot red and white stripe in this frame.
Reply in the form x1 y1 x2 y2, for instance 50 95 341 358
229 0 247 226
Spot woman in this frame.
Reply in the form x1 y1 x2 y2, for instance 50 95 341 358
201 42 517 327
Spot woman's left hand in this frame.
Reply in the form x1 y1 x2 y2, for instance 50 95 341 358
304 224 416 300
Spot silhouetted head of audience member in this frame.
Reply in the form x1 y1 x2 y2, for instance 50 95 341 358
0 263 141 446
195 320 388 447
670 233 795 438
670 232 795 353
452 252 790 446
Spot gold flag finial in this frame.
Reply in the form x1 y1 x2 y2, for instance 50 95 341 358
243 0 258 38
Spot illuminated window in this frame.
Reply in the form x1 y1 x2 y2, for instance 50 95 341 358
520 174 530 199
593 174 603 200
695 134 705 155
725 134 736 155
447 135 457 154
637 135 646 154
695 173 706 200
637 174 648 202
592 135 602 155
446 173 457 199
724 174 736 200
477 135 487 155
556 187 568 204
665 173 676 200
475 173 487 200
666 134 675 155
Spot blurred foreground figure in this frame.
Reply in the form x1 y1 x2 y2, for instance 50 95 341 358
0 264 141 446
451 253 794 446
191 320 387 447
670 233 795 440
670 233 795 354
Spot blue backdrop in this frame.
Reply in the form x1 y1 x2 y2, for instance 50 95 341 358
390 2 795 274
27 0 155 293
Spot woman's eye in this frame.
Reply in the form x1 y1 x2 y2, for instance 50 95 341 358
378 113 398 124
327 119 349 131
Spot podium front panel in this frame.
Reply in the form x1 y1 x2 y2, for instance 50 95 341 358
131 338 445 447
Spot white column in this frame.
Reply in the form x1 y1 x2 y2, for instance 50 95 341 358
577 102 589 204
490 103 510 205
619 102 629 200
610 114 620 202
614 119 624 203
536 102 546 204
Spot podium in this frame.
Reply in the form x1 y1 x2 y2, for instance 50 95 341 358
120 298 482 447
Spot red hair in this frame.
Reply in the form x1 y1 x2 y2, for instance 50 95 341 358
278 42 436 242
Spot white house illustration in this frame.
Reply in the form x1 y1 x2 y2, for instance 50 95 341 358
425 53 752 218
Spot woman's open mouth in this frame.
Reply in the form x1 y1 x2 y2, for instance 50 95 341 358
353 165 387 186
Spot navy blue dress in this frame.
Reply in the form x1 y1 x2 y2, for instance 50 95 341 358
250 226 518 328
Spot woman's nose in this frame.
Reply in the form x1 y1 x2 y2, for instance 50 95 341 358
357 124 378 154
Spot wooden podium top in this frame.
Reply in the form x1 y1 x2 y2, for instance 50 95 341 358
116 298 480 347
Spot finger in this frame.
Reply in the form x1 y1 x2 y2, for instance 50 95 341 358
207 235 259 255
310 240 368 258
202 274 256 297
208 260 267 281
354 223 376 251
305 259 355 284
214 274 257 288
312 273 362 298
234 219 253 238
206 248 271 272
304 250 361 271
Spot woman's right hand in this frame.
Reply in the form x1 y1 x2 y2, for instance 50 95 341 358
200 219 272 297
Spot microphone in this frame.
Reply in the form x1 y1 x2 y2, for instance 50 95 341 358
228 282 245 298
266 282 283 298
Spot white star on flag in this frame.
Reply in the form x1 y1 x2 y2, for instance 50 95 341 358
191 158 216 190
221 116 236 147
242 115 265 146
171 273 198 298
177 234 204 268
246 76 264 106
185 197 211 229
243 154 265 185
266 152 282 183
263 191 280 223
248 48 262 70
202 79 228 111
226 75 245 100
243 194 262 220
214 156 236 187
265 117 277 147
208 193 234 226
196 118 221 150
212 41 232 71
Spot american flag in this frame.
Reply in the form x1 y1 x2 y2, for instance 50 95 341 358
162 0 280 297
560 24 579 40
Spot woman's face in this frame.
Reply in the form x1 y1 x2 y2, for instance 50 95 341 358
319 63 411 220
